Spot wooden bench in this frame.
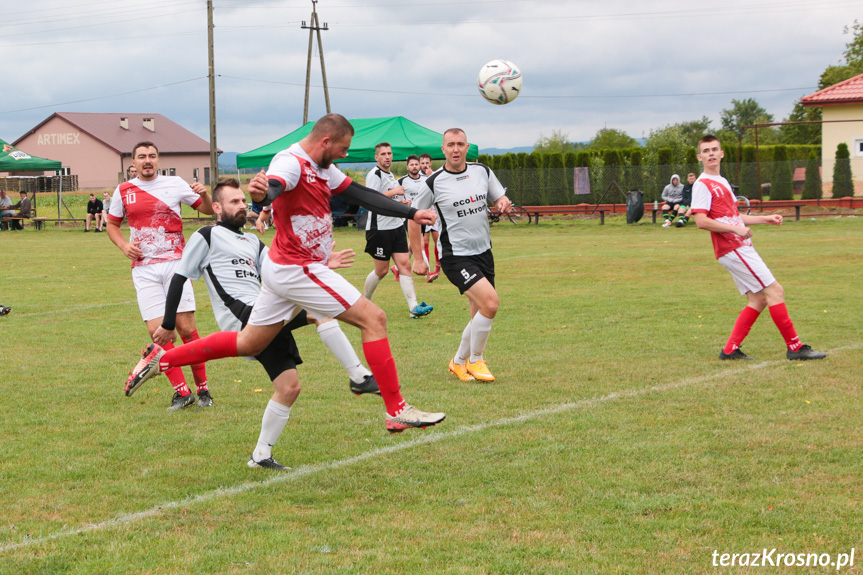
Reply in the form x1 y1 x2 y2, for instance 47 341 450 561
522 205 609 225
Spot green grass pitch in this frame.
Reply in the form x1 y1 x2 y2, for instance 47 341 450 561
0 215 860 574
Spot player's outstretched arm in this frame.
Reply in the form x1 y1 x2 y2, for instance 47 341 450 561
340 181 418 220
742 213 782 226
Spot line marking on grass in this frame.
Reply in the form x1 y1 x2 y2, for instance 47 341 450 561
10 300 137 318
1 343 858 554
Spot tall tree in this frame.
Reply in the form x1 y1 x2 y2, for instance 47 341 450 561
801 151 822 200
832 143 854 198
720 98 775 141
780 100 821 145
534 130 576 154
588 128 638 150
819 21 863 89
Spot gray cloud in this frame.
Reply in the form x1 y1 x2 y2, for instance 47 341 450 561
2 0 857 155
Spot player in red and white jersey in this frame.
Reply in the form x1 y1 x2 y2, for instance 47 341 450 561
125 115 446 435
107 141 216 410
691 135 825 361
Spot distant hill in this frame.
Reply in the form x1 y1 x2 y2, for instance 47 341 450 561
219 152 239 171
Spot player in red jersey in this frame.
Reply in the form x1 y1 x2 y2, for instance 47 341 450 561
125 115 446 434
107 141 216 410
691 135 825 361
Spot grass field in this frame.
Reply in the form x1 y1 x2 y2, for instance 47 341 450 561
0 216 861 574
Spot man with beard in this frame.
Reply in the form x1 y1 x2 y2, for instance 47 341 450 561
150 178 379 469
125 114 445 435
107 141 215 410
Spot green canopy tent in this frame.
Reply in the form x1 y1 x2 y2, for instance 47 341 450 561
0 139 61 172
237 116 479 169
0 139 64 222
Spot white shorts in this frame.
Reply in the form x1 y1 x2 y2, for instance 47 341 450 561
248 257 361 326
132 260 196 321
718 246 776 295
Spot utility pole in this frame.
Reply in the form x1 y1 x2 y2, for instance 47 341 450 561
302 0 331 124
207 0 218 188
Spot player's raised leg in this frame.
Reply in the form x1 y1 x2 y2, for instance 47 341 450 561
336 297 445 432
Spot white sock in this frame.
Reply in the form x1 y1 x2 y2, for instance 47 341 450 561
254 400 291 461
455 320 472 364
469 313 494 363
400 275 418 310
363 270 382 300
317 320 371 383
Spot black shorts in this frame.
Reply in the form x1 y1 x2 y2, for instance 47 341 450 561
663 201 682 211
365 228 409 261
240 307 307 382
441 250 495 295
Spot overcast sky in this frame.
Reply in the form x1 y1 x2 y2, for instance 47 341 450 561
1 0 859 155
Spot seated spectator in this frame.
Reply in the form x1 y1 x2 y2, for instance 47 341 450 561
661 174 684 228
9 191 31 230
675 173 696 227
85 193 104 232
0 189 13 231
101 191 112 229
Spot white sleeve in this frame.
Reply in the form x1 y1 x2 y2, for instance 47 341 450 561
174 231 209 281
365 169 383 193
690 181 712 212
267 151 302 191
108 186 125 220
412 183 434 210
325 164 348 190
486 168 506 202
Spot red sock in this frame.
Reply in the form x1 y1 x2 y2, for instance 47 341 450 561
768 303 802 351
423 243 430 264
362 338 406 416
160 331 238 372
182 330 208 392
162 341 191 395
723 306 761 354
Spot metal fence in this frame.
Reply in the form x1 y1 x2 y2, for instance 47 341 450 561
495 161 828 206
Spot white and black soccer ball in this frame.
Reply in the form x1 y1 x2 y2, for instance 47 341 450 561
477 59 522 105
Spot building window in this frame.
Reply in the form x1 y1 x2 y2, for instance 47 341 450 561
193 168 199 182
204 167 210 186
169 168 176 176
854 139 863 158
54 167 70 176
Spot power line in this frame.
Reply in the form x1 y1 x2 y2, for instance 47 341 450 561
219 74 816 99
0 77 206 114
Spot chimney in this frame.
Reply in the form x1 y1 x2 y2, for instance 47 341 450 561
143 117 155 132
120 117 129 130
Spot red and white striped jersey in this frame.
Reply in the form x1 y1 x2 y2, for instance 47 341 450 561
108 175 203 268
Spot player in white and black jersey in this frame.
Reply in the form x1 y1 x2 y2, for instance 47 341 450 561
409 128 512 383
362 143 433 319
151 179 380 470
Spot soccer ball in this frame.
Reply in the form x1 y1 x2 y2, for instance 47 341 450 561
477 59 522 105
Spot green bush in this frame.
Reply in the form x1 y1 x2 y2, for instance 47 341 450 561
801 151 822 200
832 143 854 198
770 145 793 200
